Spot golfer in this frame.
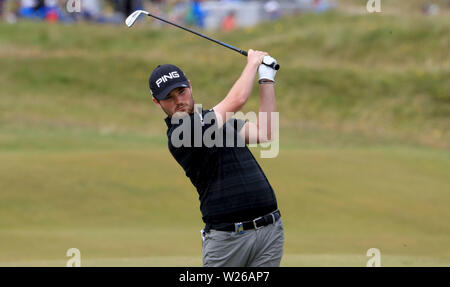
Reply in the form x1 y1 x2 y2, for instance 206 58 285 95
149 50 284 267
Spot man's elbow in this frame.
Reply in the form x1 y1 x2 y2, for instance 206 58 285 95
257 130 273 143
225 92 247 112
235 94 247 109
260 137 274 144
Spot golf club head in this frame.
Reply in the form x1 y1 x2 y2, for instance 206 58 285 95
125 10 149 27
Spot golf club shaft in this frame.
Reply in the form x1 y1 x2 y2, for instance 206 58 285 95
144 12 280 70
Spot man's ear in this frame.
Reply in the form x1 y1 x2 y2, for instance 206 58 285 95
152 97 161 109
188 80 193 96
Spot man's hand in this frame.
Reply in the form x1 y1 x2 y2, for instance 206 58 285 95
258 56 278 82
247 49 269 68
213 49 269 127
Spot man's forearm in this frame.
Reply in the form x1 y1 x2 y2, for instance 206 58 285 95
226 63 259 108
259 83 276 114
258 83 276 141
213 49 268 127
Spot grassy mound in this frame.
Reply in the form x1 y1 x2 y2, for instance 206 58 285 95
0 11 449 266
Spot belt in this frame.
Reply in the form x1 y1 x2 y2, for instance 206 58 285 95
206 210 281 233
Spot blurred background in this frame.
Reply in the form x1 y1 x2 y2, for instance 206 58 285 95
0 0 449 266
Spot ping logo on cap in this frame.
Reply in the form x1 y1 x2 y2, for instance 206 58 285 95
149 64 189 100
156 71 180 87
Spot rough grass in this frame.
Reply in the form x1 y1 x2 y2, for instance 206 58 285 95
0 147 449 266
0 12 448 148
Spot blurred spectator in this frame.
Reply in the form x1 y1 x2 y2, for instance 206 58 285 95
422 3 439 15
295 0 333 13
313 0 333 12
118 0 143 18
221 10 236 32
18 0 59 20
185 1 195 26
95 0 125 24
19 0 39 18
1 0 19 23
264 0 280 20
91 0 142 22
82 0 107 21
0 0 4 19
185 0 205 28
169 0 188 25
66 0 124 24
45 0 61 22
84 0 103 16
108 0 120 11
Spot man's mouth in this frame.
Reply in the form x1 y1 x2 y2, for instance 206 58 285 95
176 106 185 111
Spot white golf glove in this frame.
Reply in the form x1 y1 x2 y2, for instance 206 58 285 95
258 56 278 82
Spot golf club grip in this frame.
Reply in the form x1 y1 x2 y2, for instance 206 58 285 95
264 62 280 71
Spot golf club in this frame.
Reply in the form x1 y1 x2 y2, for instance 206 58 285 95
125 10 280 71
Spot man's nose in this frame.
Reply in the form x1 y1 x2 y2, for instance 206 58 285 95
174 93 183 104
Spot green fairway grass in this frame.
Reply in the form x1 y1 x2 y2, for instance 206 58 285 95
1 146 449 266
0 8 449 266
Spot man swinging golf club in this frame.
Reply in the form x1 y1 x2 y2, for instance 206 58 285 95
149 50 284 267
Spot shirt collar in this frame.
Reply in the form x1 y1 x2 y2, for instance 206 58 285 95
164 116 172 128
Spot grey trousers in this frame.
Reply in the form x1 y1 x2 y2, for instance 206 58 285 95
201 218 284 267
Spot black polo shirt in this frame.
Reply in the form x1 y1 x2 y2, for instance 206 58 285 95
165 108 278 224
